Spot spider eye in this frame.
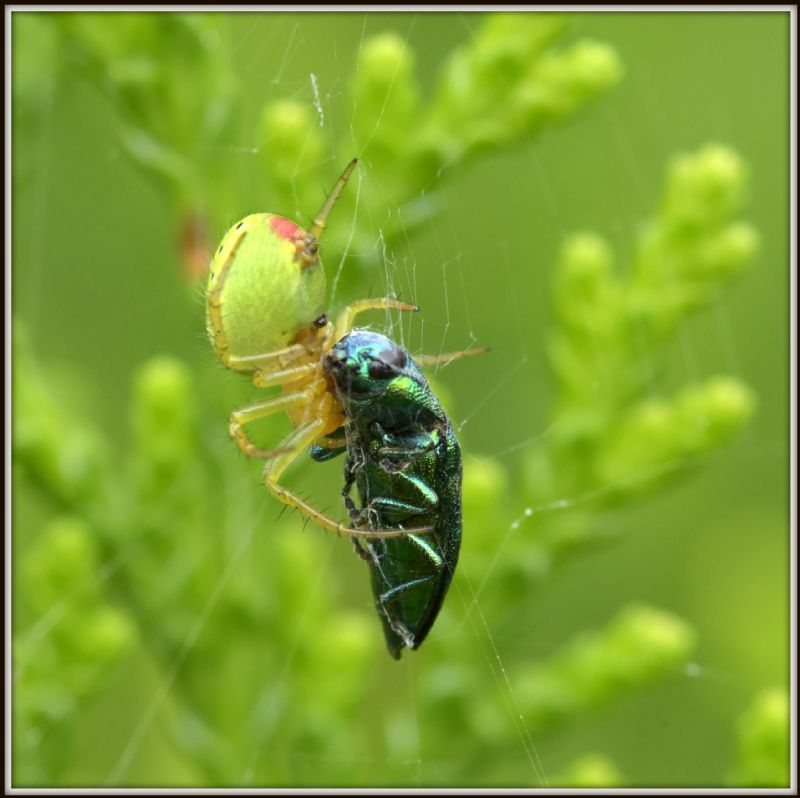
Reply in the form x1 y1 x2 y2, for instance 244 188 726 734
367 347 407 380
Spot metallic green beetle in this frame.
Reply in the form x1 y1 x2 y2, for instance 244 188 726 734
312 329 462 658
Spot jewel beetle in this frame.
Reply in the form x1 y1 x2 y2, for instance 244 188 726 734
312 330 462 658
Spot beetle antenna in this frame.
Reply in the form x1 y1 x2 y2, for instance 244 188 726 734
310 158 358 242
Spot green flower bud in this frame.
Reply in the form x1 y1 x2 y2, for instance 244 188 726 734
555 753 623 787
23 518 97 612
730 688 789 787
678 376 756 449
352 33 420 154
663 144 748 233
568 40 623 94
515 604 695 732
260 100 324 184
560 233 614 293
530 41 622 119
131 356 196 478
73 605 136 662
596 377 755 490
697 222 760 279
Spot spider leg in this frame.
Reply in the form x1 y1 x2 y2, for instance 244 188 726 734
253 362 321 388
335 297 419 340
229 343 310 375
263 420 433 541
228 388 316 458
413 346 490 368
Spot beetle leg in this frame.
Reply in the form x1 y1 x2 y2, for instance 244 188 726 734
351 538 377 565
310 426 350 462
309 440 347 462
379 573 439 604
345 479 382 563
367 493 437 523
376 534 447 648
377 573 439 650
315 434 349 449
341 470 362 524
376 436 439 470
262 420 434 541
366 422 439 472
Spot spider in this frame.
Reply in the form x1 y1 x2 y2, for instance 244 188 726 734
205 159 479 541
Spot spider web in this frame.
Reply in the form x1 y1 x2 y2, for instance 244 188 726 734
11 9 791 789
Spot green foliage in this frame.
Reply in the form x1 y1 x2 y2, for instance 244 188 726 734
28 11 620 281
553 753 623 787
512 145 757 574
11 10 787 789
567 147 755 452
13 324 111 513
14 516 137 783
729 688 790 787
515 604 696 732
51 13 239 213
260 15 621 274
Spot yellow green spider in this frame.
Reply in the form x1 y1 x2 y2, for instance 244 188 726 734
205 159 478 540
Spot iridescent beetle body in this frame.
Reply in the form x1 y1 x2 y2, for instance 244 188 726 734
313 330 462 658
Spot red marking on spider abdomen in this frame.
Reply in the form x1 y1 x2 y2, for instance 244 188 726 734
269 215 303 241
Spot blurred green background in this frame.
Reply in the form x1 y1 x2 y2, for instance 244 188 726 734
11 10 790 788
